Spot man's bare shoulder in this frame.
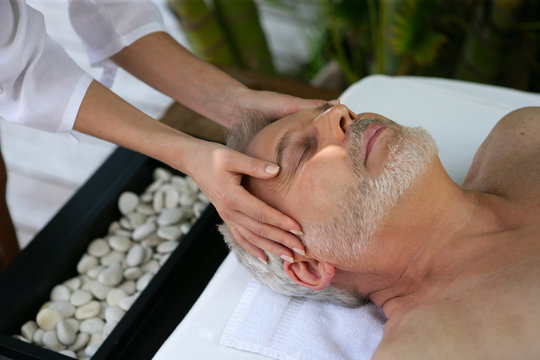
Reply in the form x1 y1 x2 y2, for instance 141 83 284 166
464 106 540 199
373 255 540 359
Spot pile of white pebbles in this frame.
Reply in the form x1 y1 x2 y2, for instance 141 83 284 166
14 168 209 359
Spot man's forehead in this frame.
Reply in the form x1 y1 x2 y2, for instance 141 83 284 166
244 111 304 160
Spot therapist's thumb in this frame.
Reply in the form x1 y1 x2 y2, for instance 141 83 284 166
235 152 280 180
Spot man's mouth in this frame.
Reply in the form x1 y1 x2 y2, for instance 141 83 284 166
363 124 386 164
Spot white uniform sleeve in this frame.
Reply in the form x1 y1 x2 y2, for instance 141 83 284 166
68 0 166 86
0 0 93 133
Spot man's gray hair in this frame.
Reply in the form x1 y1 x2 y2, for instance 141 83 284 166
219 113 367 308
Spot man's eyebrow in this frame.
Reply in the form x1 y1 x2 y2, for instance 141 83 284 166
275 131 293 167
274 102 333 167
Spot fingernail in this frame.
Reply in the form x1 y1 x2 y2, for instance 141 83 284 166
293 248 306 256
258 256 268 265
289 229 304 237
265 164 279 174
329 99 340 105
280 254 294 263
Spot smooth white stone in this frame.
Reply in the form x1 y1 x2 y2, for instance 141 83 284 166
186 176 199 192
193 201 206 218
157 226 182 241
75 301 100 320
80 318 105 334
70 290 92 307
13 335 29 343
80 276 93 291
164 188 179 209
99 302 107 319
86 265 105 279
108 235 131 252
43 330 63 351
68 332 89 352
153 191 164 213
136 203 154 215
154 167 172 180
114 228 132 237
197 192 209 204
88 333 103 346
157 241 178 254
119 217 133 230
103 321 117 338
132 222 156 241
127 212 147 228
170 176 186 188
180 206 194 219
77 255 98 275
49 301 75 318
178 192 195 206
21 321 38 342
140 192 153 203
106 289 127 307
59 349 77 358
98 263 123 286
145 179 163 193
119 281 136 295
125 244 145 267
118 192 139 215
180 223 192 235
108 221 121 234
63 277 81 292
33 328 45 345
36 308 63 330
141 260 160 274
142 245 153 263
157 207 183 226
87 239 110 258
66 318 80 332
56 319 76 345
85 343 100 357
141 234 163 247
118 294 137 311
136 273 153 292
123 267 142 280
100 251 124 266
51 285 71 302
104 306 124 323
90 282 112 300
159 253 171 266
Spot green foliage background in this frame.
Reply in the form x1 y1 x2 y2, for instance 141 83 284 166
168 0 540 92
301 0 540 91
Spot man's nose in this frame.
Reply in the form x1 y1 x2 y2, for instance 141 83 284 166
314 104 355 143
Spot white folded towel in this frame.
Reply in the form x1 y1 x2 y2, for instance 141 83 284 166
220 278 386 360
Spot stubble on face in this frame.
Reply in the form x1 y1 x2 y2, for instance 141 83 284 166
302 117 438 267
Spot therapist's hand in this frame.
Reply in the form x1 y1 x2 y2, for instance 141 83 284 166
223 88 334 128
186 139 304 264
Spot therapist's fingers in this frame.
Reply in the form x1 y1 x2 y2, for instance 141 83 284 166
230 225 268 264
229 209 302 259
234 224 296 264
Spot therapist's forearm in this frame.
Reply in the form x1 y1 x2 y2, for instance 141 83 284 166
110 32 247 128
73 80 200 172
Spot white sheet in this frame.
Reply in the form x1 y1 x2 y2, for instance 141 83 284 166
154 75 540 360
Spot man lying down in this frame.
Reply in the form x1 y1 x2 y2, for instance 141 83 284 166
219 103 540 359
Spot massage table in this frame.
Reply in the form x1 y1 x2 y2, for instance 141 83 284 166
153 75 540 360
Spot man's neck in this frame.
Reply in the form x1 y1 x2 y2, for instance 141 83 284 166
336 160 509 319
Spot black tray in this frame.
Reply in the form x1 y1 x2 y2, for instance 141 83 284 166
0 147 229 359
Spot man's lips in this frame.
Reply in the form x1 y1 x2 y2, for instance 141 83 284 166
363 124 386 164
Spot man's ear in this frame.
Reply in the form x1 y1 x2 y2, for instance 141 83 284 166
283 258 335 291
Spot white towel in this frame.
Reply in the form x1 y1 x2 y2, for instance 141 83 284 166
220 279 386 360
